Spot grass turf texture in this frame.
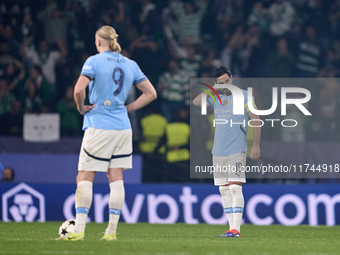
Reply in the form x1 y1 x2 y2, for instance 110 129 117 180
0 222 339 255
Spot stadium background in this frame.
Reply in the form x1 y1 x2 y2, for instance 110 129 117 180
0 0 340 226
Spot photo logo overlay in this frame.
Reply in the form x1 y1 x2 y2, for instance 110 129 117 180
190 78 339 180
199 83 312 117
197 82 222 106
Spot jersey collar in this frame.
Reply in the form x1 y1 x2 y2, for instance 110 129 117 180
104 51 120 55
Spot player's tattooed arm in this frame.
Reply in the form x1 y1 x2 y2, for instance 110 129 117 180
74 75 96 115
126 79 157 112
248 111 261 160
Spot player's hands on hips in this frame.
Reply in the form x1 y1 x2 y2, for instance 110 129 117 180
78 104 96 115
250 145 260 160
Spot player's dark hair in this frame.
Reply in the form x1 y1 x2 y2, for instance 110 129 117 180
211 66 232 79
212 66 232 96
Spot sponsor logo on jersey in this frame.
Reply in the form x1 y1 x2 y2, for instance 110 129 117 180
83 65 92 71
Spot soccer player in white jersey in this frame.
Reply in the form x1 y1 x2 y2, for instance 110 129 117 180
193 66 261 238
57 26 157 241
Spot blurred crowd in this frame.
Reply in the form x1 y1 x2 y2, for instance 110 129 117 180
0 0 340 142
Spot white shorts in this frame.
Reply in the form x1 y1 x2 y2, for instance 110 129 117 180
78 127 132 172
213 152 246 186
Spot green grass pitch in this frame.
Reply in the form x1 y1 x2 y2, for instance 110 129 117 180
0 222 339 255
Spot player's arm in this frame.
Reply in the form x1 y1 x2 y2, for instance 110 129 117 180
248 111 261 160
74 75 96 115
126 79 157 112
192 89 212 106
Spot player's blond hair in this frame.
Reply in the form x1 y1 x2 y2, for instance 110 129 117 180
96 26 121 52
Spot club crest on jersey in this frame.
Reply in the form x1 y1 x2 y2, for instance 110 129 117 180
104 100 111 106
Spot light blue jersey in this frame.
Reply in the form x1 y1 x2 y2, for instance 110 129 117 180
80 51 147 131
208 89 254 156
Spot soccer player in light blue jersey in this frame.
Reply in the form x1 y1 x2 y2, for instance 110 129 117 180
193 66 261 238
57 26 157 241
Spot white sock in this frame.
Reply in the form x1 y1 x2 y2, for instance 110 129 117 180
219 185 233 230
105 180 125 235
230 184 244 232
74 180 93 234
